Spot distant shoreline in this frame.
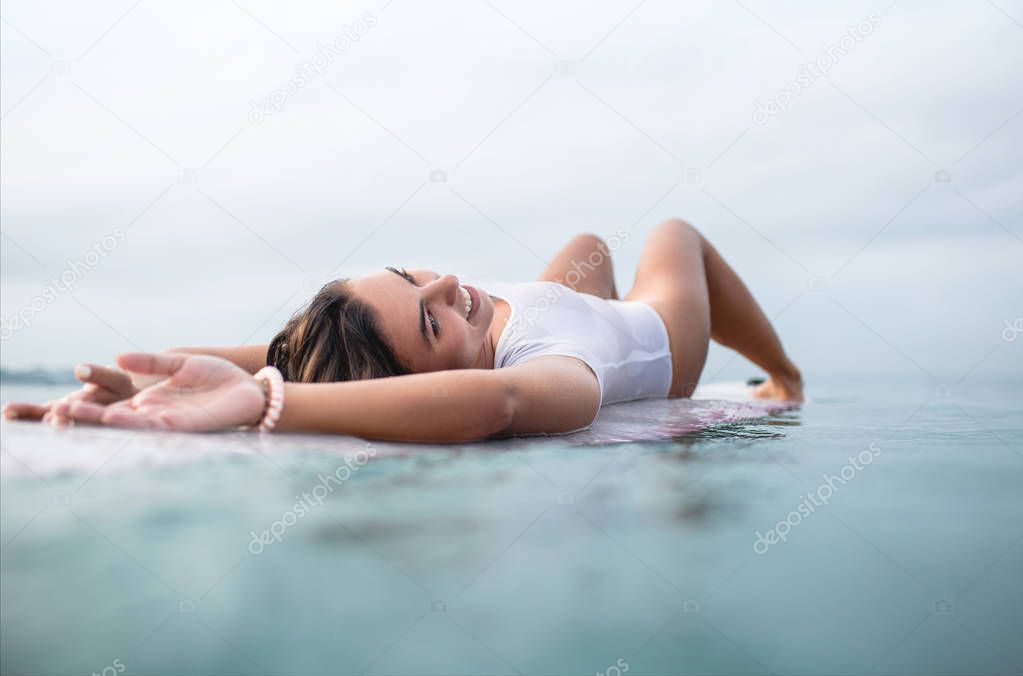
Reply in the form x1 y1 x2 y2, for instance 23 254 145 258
0 367 77 386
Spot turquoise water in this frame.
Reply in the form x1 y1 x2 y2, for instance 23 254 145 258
1 379 1021 675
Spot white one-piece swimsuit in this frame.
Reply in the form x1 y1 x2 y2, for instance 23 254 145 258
471 280 674 408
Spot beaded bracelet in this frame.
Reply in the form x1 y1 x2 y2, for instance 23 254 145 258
253 366 285 432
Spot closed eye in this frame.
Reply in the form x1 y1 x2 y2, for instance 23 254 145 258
386 267 438 341
386 266 416 285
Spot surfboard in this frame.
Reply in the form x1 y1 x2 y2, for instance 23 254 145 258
0 382 795 478
540 380 793 446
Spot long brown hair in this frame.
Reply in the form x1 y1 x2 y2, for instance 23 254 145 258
266 279 409 382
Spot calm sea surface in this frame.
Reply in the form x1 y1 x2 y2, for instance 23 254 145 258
1 378 1020 674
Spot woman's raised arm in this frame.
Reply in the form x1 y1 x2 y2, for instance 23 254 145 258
159 344 268 374
281 354 600 441
2 344 269 425
56 352 601 443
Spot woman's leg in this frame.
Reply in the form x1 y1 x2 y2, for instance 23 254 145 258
624 220 711 396
538 233 619 300
626 218 802 400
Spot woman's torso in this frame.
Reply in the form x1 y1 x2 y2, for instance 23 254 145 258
474 280 673 407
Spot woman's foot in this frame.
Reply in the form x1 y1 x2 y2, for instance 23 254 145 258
752 368 804 402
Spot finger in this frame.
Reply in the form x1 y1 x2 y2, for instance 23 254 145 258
44 394 78 423
67 384 100 398
76 364 132 392
65 383 128 407
3 402 50 421
41 401 60 424
116 352 188 377
65 400 107 425
49 401 75 427
69 383 125 406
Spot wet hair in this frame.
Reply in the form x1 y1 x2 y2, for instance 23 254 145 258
266 279 410 383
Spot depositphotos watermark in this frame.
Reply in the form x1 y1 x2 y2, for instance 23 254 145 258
247 12 377 124
507 228 631 337
753 442 882 554
597 658 630 676
1 227 127 341
91 658 125 676
248 445 375 554
753 11 883 125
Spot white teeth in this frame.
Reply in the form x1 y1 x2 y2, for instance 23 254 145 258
460 286 473 318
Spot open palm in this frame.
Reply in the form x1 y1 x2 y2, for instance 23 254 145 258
64 353 265 431
4 363 138 425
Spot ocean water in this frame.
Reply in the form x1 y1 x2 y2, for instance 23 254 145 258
1 378 1021 675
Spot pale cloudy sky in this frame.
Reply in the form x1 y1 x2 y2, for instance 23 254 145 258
1 0 1021 384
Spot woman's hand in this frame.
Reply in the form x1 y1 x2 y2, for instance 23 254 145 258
3 363 139 425
58 352 266 432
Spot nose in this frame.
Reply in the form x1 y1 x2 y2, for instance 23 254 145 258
423 273 460 306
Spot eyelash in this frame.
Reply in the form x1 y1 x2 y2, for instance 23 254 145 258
391 267 439 337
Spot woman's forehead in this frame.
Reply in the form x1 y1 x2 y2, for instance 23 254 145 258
349 272 422 364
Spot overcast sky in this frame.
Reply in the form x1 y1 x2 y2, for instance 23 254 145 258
2 0 1021 385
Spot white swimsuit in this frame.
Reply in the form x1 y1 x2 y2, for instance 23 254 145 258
473 280 674 408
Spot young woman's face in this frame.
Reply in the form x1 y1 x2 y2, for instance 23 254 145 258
349 268 495 373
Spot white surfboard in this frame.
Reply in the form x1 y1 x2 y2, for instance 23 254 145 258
0 382 795 478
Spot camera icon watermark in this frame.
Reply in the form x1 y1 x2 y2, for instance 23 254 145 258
429 169 447 183
808 277 827 292
303 276 323 292
682 599 702 614
178 599 197 614
52 491 70 506
556 491 574 506
933 383 952 398
933 599 952 614
430 384 449 398
177 168 197 185
934 169 952 184
429 599 447 613
681 167 703 184
1002 318 1022 343
556 60 575 76
51 60 71 76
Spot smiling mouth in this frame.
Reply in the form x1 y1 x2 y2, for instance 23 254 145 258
459 285 480 322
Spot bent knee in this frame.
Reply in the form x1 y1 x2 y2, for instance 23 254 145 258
649 219 704 257
569 233 610 255
656 217 700 238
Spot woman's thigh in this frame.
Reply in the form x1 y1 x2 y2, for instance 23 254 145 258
538 233 619 300
624 219 710 397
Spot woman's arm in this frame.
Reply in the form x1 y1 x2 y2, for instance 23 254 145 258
278 355 600 441
279 369 512 442
163 344 268 373
57 353 601 442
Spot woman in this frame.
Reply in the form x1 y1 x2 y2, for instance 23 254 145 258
3 219 803 441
